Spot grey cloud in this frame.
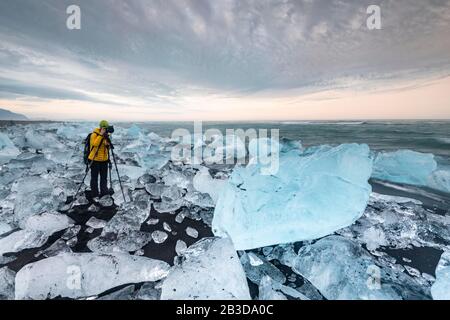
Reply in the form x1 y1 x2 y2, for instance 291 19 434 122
0 0 449 103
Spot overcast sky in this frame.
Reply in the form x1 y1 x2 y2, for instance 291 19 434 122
0 0 449 120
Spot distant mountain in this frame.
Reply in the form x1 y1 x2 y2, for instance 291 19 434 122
0 108 28 120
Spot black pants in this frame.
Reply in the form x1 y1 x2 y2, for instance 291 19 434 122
90 161 109 197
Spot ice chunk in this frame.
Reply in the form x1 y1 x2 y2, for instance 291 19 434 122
62 225 81 240
163 222 172 232
88 231 152 253
24 130 45 150
97 285 135 300
193 168 226 203
103 204 150 234
15 253 170 299
161 185 183 202
428 170 450 193
39 239 73 258
360 226 388 251
145 183 166 200
0 230 49 256
153 200 183 214
240 252 286 285
258 275 308 300
88 204 100 213
431 251 450 300
127 124 142 138
175 240 187 256
146 218 159 226
291 236 429 300
258 276 287 300
0 267 15 300
13 176 58 227
162 171 191 189
161 237 251 300
135 281 161 300
152 231 168 244
99 195 114 207
213 144 373 250
139 153 170 171
86 217 107 229
0 132 20 164
117 165 146 181
372 150 437 186
186 227 199 239
24 212 74 234
184 191 215 208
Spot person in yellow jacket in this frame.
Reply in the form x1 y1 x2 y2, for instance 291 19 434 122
89 120 111 197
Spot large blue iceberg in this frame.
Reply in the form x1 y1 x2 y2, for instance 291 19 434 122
372 150 437 186
212 143 373 250
372 150 450 193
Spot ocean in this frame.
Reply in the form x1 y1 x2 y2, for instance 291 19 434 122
119 120 450 165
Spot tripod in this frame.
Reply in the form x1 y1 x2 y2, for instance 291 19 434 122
69 134 126 211
107 137 127 203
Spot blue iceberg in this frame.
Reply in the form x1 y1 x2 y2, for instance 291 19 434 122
212 143 373 250
372 150 437 186
372 150 450 193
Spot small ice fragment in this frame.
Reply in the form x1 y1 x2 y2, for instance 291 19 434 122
88 204 100 213
86 217 107 229
248 252 264 266
152 231 168 244
99 195 113 207
175 213 185 224
146 218 159 226
175 240 188 256
186 227 198 239
62 225 81 240
163 222 172 232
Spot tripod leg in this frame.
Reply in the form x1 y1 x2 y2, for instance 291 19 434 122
111 149 127 203
68 166 90 211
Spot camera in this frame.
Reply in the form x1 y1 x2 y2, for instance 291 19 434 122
106 125 115 134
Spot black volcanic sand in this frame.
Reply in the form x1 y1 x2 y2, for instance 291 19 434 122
1 181 448 299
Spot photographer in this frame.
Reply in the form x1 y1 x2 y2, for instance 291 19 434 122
88 120 112 197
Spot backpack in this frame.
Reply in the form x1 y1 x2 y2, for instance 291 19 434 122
83 133 93 165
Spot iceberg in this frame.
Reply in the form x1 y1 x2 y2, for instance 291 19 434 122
161 237 251 300
0 132 20 164
291 236 429 300
212 144 373 250
372 150 437 186
15 253 170 299
431 251 450 300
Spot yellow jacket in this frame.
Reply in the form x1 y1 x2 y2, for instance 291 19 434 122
88 128 109 162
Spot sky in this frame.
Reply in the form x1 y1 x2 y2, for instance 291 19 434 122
0 0 449 121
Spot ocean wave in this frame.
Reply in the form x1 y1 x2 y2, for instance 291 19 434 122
435 137 450 144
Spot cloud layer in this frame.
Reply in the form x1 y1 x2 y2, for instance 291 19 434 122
0 0 449 120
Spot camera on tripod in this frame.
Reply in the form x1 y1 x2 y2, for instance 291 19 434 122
106 125 115 134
